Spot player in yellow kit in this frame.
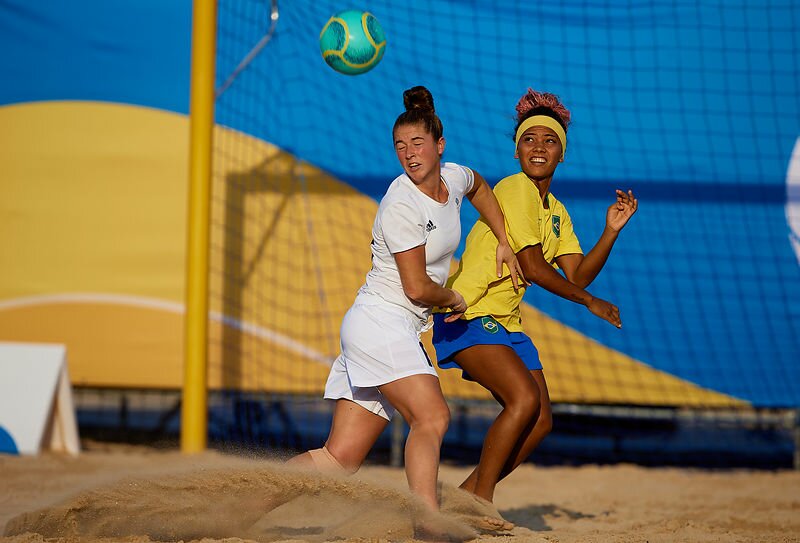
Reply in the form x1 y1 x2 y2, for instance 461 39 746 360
432 88 638 511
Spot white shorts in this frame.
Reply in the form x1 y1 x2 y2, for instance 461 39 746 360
323 298 438 420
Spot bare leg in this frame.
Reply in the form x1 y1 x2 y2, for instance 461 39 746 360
460 369 552 491
379 375 479 541
497 370 552 477
287 398 389 473
266 400 388 533
450 345 540 504
378 374 450 512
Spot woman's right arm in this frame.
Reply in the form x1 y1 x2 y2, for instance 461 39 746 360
394 245 466 322
517 244 621 328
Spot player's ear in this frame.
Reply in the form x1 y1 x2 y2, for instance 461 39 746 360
437 137 445 156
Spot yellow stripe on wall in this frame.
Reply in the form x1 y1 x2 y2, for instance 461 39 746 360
0 101 188 303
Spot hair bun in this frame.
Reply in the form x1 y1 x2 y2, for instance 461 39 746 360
403 86 435 113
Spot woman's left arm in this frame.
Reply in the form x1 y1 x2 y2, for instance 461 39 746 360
466 169 527 290
559 189 638 288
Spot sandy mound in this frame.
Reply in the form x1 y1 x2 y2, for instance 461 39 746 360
4 461 481 542
4 444 798 543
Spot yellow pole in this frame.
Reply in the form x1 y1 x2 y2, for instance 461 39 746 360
182 0 217 453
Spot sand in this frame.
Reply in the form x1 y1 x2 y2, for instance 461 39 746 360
1 441 799 543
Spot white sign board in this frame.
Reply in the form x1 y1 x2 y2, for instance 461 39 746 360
0 342 80 455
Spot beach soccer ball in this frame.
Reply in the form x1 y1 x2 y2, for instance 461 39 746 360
319 10 386 75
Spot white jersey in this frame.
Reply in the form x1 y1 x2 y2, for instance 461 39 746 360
357 162 475 329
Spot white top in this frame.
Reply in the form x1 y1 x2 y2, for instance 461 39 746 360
357 162 475 329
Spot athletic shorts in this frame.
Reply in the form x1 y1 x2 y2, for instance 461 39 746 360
324 298 438 420
431 313 542 381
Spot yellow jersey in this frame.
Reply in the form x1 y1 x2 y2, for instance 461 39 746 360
447 172 582 332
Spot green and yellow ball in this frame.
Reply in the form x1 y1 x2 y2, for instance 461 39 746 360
319 10 386 75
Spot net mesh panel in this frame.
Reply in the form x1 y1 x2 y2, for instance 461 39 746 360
208 0 800 457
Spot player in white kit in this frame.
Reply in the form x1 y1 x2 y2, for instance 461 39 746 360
289 86 524 522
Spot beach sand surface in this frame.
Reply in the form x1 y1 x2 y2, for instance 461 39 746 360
2 442 799 543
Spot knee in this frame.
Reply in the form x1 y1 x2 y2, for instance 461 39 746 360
505 386 541 425
427 404 451 438
408 403 450 439
537 408 553 436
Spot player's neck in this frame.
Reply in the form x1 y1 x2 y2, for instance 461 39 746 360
526 174 552 204
418 171 448 203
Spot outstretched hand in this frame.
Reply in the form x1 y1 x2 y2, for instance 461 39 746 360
607 189 638 232
587 296 621 328
496 243 528 292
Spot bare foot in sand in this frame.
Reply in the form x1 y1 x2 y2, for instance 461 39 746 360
438 484 514 533
413 509 478 542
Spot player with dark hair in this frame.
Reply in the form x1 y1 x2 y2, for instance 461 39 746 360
289 86 524 533
432 88 638 520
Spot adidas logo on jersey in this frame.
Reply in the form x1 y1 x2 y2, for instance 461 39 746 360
425 220 436 232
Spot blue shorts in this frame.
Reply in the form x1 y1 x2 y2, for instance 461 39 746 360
431 313 542 381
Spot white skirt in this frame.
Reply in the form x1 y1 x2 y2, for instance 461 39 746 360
324 296 438 420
